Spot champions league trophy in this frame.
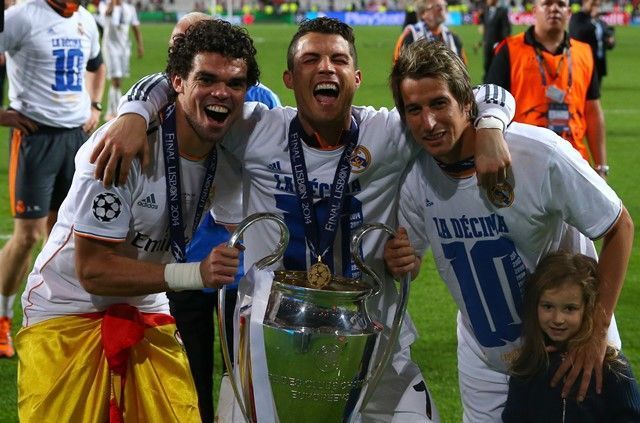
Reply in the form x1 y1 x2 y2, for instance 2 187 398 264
218 213 410 423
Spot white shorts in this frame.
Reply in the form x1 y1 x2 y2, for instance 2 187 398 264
356 344 440 422
105 50 131 79
456 313 510 423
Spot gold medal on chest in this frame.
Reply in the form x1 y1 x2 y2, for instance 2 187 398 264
307 256 332 289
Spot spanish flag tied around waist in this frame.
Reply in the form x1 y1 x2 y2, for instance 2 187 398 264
17 304 200 423
100 304 174 422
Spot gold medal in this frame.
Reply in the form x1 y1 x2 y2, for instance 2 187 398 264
307 256 331 289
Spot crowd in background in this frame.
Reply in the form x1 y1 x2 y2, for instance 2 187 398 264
123 0 640 19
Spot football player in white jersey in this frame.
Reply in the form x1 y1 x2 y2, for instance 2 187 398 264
164 13 283 423
393 0 467 64
88 17 515 422
15 19 255 421
98 0 143 120
384 40 633 422
0 0 106 359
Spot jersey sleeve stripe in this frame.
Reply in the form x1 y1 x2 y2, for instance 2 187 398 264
74 230 127 243
476 84 507 108
128 73 167 102
590 199 623 241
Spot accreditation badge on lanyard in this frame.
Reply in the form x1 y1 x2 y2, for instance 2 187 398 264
547 100 570 137
537 45 572 138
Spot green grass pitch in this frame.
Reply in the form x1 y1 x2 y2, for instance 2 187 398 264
0 22 639 422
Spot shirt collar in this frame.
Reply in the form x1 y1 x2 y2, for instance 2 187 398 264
525 26 571 54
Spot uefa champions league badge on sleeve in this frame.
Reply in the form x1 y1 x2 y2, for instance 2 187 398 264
487 181 514 208
92 192 123 222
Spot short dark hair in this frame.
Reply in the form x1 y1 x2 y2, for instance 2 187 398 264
390 40 476 122
286 17 358 70
166 19 259 87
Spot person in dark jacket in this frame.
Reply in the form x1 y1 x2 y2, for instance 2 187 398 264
503 252 640 422
569 0 615 86
479 0 511 81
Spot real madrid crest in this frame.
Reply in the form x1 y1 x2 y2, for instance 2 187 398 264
350 146 371 174
487 181 514 208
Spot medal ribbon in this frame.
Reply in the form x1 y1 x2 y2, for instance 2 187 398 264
161 104 218 263
287 115 359 263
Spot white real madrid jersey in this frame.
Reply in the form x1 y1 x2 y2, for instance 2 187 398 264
100 2 139 56
399 122 622 372
222 105 414 279
216 103 420 349
1 0 101 127
22 116 222 326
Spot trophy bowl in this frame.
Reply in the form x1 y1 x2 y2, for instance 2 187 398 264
263 270 381 422
219 213 410 423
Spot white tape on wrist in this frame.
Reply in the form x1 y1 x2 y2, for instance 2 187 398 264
164 262 204 291
475 116 505 131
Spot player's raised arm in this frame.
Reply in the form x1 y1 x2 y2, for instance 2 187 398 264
473 84 515 188
90 73 172 186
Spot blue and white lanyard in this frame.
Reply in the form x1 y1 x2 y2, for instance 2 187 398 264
287 115 359 265
161 104 218 263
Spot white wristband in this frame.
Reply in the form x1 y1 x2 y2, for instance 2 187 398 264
475 116 505 131
164 262 204 291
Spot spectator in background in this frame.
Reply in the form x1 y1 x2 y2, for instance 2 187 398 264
479 0 511 81
99 0 144 120
0 0 105 359
0 0 18 107
569 0 615 87
394 0 467 64
402 3 418 27
486 0 609 178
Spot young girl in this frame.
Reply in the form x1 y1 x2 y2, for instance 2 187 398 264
502 251 640 422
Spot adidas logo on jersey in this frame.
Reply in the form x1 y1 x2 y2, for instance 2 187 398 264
425 197 434 207
267 161 282 172
137 193 159 209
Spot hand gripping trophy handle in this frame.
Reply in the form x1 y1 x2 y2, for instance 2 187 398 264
218 212 289 423
351 223 411 415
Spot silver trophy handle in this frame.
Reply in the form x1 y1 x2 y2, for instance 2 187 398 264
217 213 289 423
351 223 411 415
